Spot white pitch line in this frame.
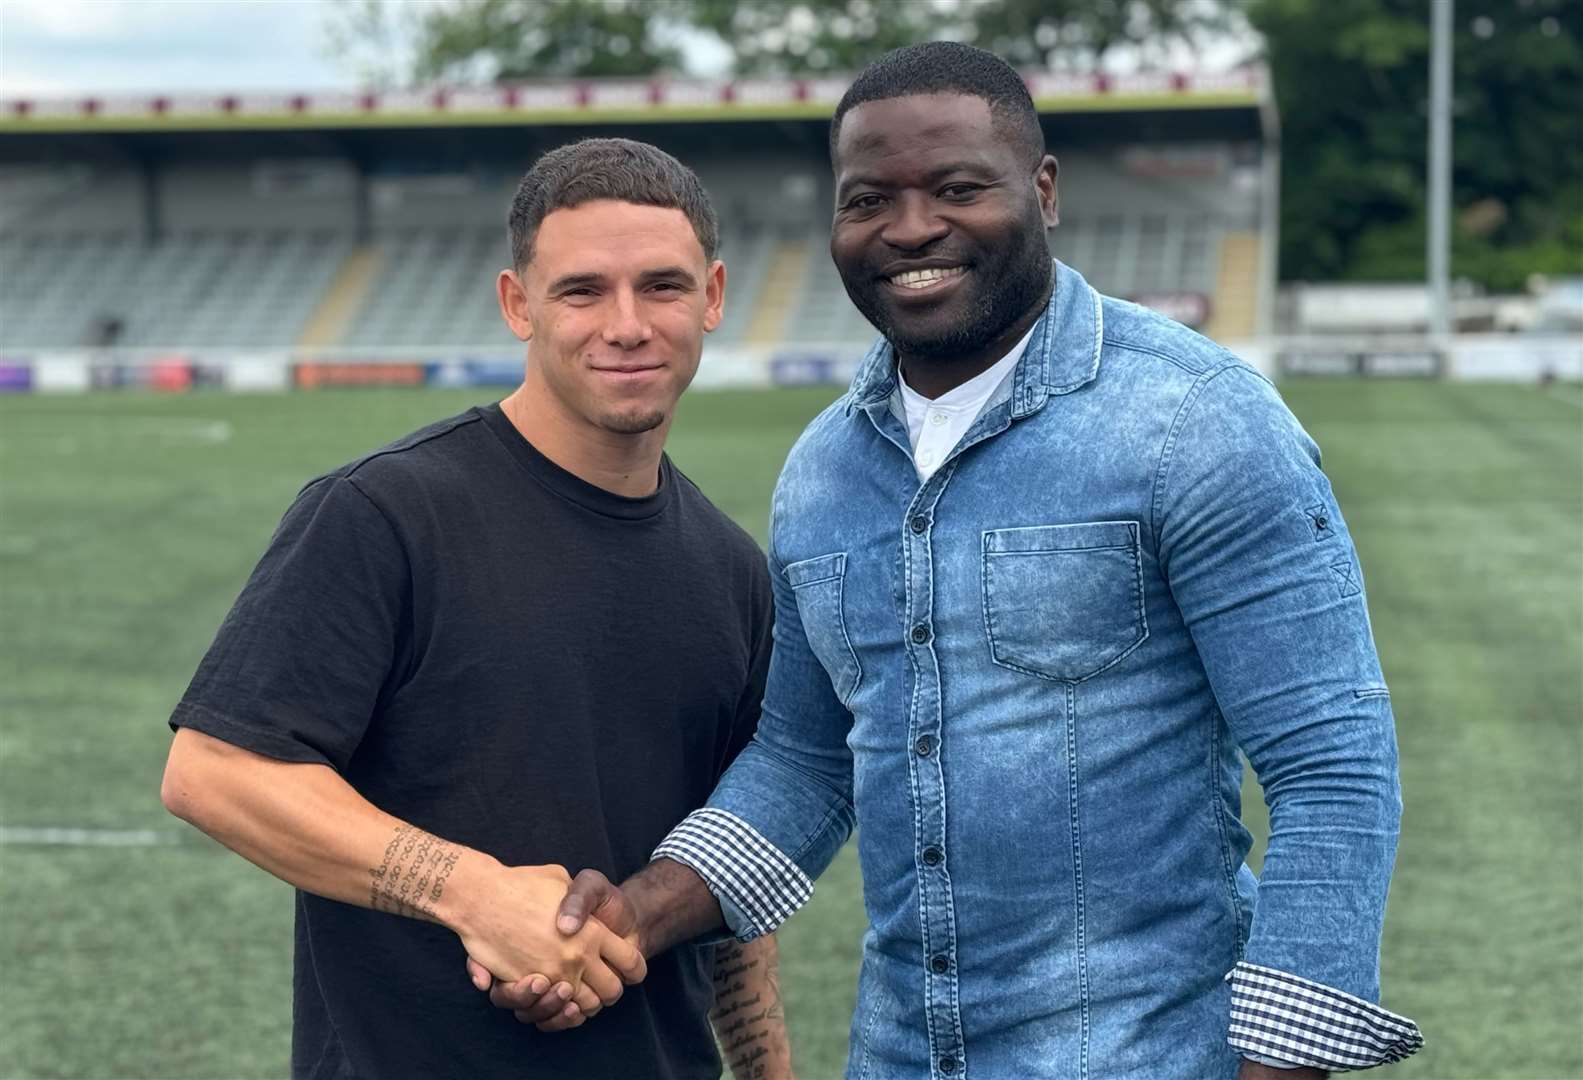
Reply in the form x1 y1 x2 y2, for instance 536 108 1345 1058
2 417 233 444
0 826 182 847
1543 389 1583 410
116 418 233 443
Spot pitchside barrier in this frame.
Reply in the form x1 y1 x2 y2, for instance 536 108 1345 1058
0 345 870 395
1275 335 1582 381
0 337 1577 395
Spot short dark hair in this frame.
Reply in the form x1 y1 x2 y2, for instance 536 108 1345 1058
508 137 719 269
829 42 1044 166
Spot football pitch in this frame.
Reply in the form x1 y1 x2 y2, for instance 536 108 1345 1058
1 379 1579 1079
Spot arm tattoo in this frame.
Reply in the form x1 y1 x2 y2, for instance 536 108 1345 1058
368 823 460 922
711 938 788 1079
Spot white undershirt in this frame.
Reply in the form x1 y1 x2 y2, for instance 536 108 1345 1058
896 324 1037 482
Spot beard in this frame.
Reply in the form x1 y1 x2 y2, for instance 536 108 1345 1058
595 405 668 435
840 216 1052 361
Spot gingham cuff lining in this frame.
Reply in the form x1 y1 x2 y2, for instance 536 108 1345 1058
1227 961 1424 1071
1241 1053 1305 1069
651 807 813 940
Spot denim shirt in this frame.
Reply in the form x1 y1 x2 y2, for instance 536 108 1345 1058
656 263 1423 1078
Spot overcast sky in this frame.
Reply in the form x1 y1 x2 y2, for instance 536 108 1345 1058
1 0 364 97
0 0 746 98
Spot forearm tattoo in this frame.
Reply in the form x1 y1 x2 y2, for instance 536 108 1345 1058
711 938 789 1080
368 823 460 922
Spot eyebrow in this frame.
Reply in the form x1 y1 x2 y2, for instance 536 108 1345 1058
837 160 999 201
546 266 699 294
637 266 699 288
546 272 605 294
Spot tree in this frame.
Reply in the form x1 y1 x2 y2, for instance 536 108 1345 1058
325 0 1234 83
683 0 956 74
677 0 1235 74
1248 0 1583 288
950 0 1238 74
324 0 689 84
417 0 689 80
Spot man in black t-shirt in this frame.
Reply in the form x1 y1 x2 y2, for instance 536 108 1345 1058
161 139 791 1080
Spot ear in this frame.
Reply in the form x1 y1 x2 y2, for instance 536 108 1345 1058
701 258 726 334
1036 154 1060 228
497 268 533 341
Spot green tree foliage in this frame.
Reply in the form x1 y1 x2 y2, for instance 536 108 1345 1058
685 0 1230 75
1248 0 1583 288
324 0 688 83
413 0 686 80
327 0 1230 82
954 0 1235 73
684 0 953 74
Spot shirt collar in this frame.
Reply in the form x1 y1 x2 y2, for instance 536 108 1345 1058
896 321 1036 412
847 259 1104 417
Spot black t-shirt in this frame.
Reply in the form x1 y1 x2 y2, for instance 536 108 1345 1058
171 403 773 1080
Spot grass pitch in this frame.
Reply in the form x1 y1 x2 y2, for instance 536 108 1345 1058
0 380 1579 1078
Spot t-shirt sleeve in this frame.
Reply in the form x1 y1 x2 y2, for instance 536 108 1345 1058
169 474 409 771
718 551 774 780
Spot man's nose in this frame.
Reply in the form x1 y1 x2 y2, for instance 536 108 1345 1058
879 193 949 251
602 289 651 348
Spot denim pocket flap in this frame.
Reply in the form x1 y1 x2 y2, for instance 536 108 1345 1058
983 520 1138 555
784 551 846 588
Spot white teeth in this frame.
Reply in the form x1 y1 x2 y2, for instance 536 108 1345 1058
890 267 965 289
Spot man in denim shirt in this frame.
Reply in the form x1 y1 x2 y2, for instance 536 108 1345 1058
495 43 1424 1079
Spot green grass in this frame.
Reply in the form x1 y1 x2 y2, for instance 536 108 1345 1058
0 380 1578 1079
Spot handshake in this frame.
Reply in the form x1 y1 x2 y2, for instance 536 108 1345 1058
453 863 645 1032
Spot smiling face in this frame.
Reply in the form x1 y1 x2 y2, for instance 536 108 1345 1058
831 93 1058 382
498 199 724 438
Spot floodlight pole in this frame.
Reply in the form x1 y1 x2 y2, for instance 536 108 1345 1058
1428 0 1453 339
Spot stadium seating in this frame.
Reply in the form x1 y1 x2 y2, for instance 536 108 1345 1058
0 148 1261 352
0 229 353 349
341 228 513 349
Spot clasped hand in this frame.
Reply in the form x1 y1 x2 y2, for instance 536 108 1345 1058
461 866 640 1032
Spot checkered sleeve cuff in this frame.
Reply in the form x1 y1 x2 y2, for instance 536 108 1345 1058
1227 962 1424 1071
651 807 814 942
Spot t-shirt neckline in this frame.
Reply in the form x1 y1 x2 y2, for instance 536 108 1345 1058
477 402 674 521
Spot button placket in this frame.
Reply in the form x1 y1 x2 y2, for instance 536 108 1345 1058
901 480 962 1078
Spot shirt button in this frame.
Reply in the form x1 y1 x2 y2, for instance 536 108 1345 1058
939 1056 959 1073
922 846 943 866
1315 515 1329 529
911 623 931 644
910 515 928 534
930 954 950 974
930 412 948 426
915 735 933 757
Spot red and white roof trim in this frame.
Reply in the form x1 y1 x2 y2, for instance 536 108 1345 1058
4 68 1265 123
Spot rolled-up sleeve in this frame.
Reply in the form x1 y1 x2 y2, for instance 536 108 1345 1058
1156 363 1423 1070
652 495 857 941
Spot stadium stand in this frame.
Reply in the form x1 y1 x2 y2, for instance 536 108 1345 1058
0 71 1277 388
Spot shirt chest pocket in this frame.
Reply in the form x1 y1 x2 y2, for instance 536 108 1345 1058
981 521 1149 683
784 552 862 704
